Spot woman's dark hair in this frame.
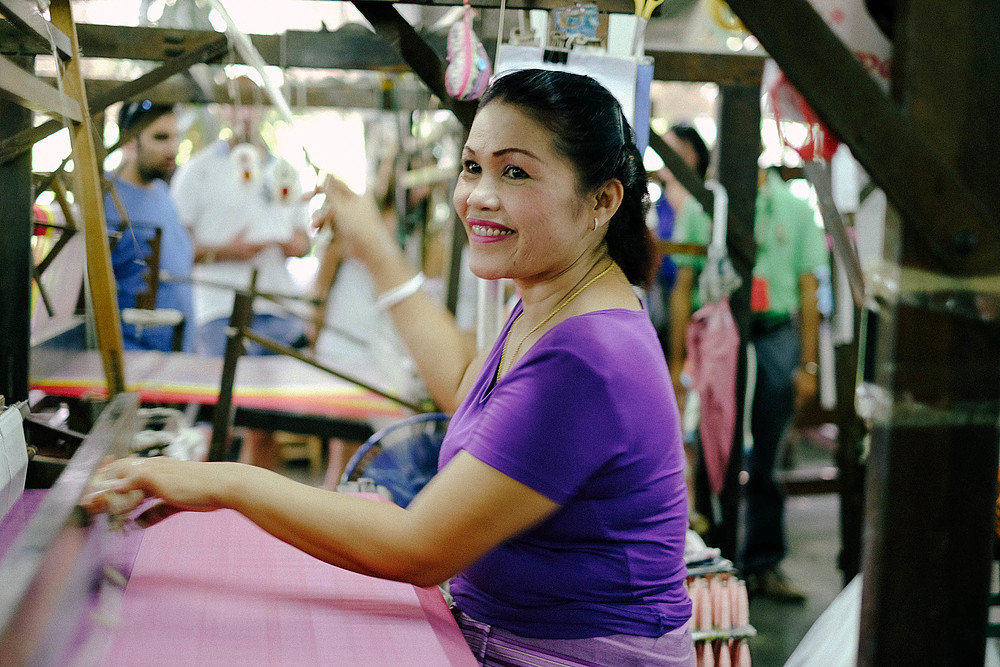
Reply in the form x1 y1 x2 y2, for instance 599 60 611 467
477 69 657 289
669 122 710 180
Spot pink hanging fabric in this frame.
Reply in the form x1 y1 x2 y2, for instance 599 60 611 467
685 298 740 495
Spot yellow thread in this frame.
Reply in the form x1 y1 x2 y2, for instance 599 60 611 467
498 262 616 377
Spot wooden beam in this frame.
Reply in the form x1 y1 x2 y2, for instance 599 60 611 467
0 0 72 58
647 128 755 270
73 23 419 71
0 23 772 106
87 36 226 109
2 24 769 91
209 288 253 462
330 0 636 11
59 75 436 110
656 240 706 257
725 0 997 276
776 466 839 496
833 299 865 583
0 54 81 121
0 36 227 165
74 22 233 63
648 49 765 86
353 1 477 128
0 21 421 69
252 24 422 71
48 0 125 397
647 130 714 213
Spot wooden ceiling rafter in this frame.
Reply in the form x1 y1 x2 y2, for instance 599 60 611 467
0 34 227 165
0 52 82 121
0 23 769 101
725 0 998 275
0 0 72 58
353 0 477 127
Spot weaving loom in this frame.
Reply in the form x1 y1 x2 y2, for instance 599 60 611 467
29 348 420 459
0 394 475 666
30 349 412 423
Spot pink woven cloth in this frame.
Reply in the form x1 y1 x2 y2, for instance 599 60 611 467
685 299 740 495
100 509 476 666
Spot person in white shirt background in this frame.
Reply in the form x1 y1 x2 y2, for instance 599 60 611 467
170 79 311 470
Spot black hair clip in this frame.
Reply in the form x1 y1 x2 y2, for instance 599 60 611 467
542 49 569 64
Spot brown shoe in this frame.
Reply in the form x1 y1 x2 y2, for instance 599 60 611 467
746 568 806 603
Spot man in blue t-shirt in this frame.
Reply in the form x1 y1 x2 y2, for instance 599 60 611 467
104 101 195 352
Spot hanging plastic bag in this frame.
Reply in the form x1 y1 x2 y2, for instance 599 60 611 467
763 0 892 162
445 1 492 101
807 0 892 88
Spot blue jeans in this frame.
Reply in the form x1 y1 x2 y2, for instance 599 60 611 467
742 322 799 575
196 314 307 358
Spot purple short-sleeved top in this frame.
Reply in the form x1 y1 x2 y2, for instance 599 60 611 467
439 301 692 640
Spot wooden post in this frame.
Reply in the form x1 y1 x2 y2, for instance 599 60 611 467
856 1 1000 663
0 66 33 403
48 0 125 397
718 0 999 658
710 84 760 561
209 280 256 463
725 0 997 275
833 296 865 583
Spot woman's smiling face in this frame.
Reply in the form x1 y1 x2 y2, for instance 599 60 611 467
453 101 594 284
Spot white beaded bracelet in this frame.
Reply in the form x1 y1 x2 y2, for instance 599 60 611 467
374 272 426 312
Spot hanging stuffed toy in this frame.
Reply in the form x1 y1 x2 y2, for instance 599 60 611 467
268 158 301 204
230 143 261 187
445 0 492 101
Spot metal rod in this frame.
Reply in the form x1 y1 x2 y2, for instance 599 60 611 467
239 328 429 414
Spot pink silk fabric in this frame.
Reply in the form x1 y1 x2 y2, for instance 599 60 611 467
685 299 740 495
99 509 476 666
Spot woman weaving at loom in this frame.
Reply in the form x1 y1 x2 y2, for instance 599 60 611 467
87 69 694 666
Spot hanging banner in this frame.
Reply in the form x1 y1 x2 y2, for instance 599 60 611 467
806 0 892 90
495 45 654 154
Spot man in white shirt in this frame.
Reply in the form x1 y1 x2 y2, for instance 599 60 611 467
170 96 311 469
171 132 310 355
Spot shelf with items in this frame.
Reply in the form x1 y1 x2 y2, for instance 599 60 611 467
685 530 755 666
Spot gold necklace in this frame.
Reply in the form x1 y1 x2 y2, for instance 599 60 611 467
498 261 615 377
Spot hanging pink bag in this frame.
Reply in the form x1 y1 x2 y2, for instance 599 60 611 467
445 1 492 101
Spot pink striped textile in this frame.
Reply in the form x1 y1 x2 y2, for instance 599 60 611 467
99 509 476 666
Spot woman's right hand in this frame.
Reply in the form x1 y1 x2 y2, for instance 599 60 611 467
310 176 393 266
82 457 245 522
